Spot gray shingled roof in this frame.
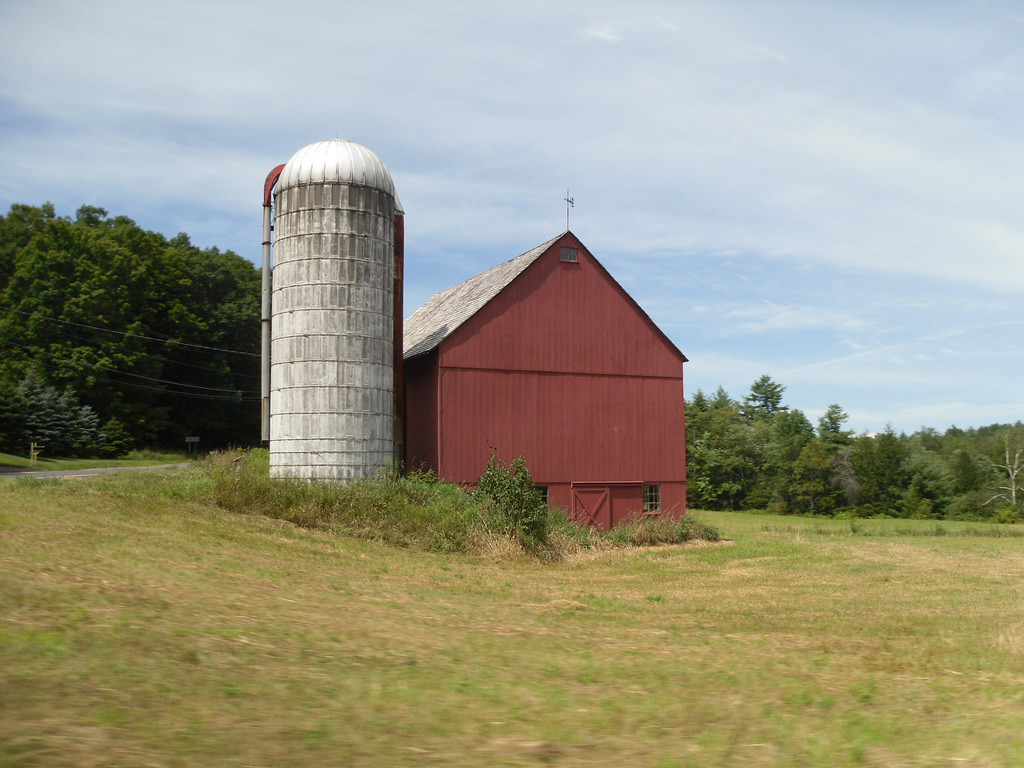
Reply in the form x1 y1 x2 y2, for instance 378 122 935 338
403 233 563 359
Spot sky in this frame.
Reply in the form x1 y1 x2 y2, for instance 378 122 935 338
1 0 1022 436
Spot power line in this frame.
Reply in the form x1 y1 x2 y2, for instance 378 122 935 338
4 320 261 381
80 371 259 401
4 351 259 402
0 304 259 358
0 339 260 397
87 375 260 401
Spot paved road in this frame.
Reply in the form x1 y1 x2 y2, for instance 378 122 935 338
0 463 193 480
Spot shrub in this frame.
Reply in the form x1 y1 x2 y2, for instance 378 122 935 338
475 454 549 549
606 514 720 547
944 490 990 521
989 506 1020 525
98 417 135 458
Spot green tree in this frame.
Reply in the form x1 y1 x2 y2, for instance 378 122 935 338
947 448 991 495
688 400 772 510
849 427 909 515
0 202 56 296
817 404 853 452
687 389 747 509
0 204 261 448
762 410 821 512
0 378 28 452
741 375 788 421
899 450 954 519
17 372 103 457
775 439 844 516
689 380 1024 520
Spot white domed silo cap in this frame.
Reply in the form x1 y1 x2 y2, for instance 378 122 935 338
278 139 403 213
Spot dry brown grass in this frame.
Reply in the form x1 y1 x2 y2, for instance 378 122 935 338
2 477 1024 766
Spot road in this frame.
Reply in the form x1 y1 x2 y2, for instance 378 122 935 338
0 463 192 480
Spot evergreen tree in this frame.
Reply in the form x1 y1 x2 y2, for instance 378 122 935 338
17 372 104 457
817 404 853 452
849 427 909 515
779 440 843 516
742 375 788 421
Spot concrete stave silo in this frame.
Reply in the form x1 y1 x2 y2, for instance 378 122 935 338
267 139 403 480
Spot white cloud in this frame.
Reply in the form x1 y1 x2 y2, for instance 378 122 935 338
580 24 623 43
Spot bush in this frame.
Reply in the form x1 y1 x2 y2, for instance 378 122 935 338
98 417 135 458
944 490 990 521
475 454 549 550
546 506 601 552
606 514 720 547
989 506 1020 525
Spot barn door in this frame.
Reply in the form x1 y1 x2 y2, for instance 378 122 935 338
572 485 611 530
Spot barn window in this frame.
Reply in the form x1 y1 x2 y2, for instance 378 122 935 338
560 247 578 262
536 486 549 506
643 484 661 513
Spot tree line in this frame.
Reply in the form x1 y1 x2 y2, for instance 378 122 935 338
3 201 1020 522
687 375 1024 521
0 203 261 456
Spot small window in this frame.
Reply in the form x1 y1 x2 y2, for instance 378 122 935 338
643 485 661 513
560 247 578 262
536 486 549 506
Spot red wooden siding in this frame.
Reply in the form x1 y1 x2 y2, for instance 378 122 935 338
441 237 682 378
403 232 687 523
403 352 439 472
435 368 684 485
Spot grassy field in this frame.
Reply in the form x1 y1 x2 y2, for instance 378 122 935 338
2 468 1024 766
0 449 190 472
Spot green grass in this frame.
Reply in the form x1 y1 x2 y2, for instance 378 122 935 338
700 508 1024 539
2 470 1024 766
0 448 189 471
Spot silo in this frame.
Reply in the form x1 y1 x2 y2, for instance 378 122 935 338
268 139 402 480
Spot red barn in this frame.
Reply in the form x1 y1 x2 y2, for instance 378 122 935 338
402 232 687 529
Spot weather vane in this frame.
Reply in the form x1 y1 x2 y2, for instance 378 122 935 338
564 189 574 230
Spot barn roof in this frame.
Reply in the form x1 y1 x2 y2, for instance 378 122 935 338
403 233 562 359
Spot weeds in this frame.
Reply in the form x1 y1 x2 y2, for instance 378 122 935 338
606 513 721 547
475 453 549 552
205 450 718 559
206 452 483 552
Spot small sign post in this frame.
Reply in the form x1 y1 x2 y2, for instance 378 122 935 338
185 436 200 457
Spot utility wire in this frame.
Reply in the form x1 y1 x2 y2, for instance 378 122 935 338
5 320 262 381
77 371 259 401
1 304 260 358
3 350 258 402
0 339 259 396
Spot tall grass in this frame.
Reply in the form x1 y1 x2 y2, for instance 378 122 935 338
206 450 486 552
205 450 718 558
605 513 721 546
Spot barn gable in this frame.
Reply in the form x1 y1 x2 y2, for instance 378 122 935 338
403 231 687 529
404 234 561 359
404 232 687 372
